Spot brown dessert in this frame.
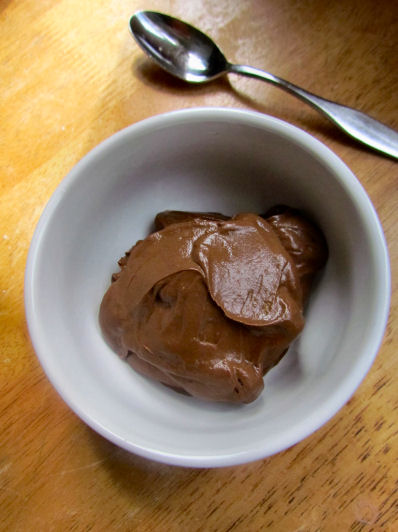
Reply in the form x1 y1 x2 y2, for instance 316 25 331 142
99 208 327 403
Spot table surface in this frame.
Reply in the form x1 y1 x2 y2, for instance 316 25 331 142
1 1 397 530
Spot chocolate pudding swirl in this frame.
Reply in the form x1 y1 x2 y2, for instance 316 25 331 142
99 208 327 403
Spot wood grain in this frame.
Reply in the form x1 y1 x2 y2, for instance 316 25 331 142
1 1 397 530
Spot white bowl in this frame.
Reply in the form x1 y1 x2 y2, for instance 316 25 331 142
25 108 390 467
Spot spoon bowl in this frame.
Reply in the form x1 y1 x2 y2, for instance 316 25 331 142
130 11 228 83
130 10 398 159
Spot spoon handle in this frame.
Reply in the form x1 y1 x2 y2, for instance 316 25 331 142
229 64 398 159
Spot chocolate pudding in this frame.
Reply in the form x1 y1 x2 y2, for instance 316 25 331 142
99 208 327 403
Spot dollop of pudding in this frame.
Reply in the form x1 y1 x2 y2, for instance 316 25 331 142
99 208 327 403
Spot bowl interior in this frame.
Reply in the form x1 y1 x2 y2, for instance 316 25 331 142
26 109 389 466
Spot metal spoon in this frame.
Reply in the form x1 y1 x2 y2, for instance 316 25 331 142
129 10 398 160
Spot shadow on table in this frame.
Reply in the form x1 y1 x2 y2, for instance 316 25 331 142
133 57 231 97
85 423 262 513
0 1 13 15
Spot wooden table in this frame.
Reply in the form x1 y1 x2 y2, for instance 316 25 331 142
1 1 397 530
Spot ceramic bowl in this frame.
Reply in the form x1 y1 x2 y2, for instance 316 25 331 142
25 108 390 467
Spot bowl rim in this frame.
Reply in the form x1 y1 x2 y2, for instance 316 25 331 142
24 107 391 467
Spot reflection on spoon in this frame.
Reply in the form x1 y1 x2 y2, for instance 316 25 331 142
130 10 398 159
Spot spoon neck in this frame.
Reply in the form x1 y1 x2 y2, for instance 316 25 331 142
228 64 282 86
228 63 323 107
